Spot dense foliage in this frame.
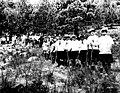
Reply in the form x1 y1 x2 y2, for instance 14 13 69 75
0 0 120 36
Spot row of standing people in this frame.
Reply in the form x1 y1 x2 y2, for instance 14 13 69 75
43 27 114 74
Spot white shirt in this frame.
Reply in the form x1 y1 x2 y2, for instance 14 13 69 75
55 40 65 51
98 35 114 54
64 40 72 51
1 37 6 41
12 36 17 41
50 43 56 52
42 42 49 51
21 35 27 42
34 35 39 41
29 35 34 40
71 40 81 51
12 36 17 44
79 39 88 51
87 35 99 50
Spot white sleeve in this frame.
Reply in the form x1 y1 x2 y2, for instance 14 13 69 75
68 41 72 51
87 36 92 46
110 37 114 45
87 37 91 48
50 44 54 52
87 37 90 45
54 42 58 51
42 43 45 47
78 41 82 49
108 36 114 45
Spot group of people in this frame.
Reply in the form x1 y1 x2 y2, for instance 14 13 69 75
0 27 115 74
41 27 114 74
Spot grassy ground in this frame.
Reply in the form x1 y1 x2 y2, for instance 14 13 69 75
0 44 120 93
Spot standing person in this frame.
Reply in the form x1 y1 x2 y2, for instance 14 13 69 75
42 39 50 60
70 35 80 66
50 38 57 63
39 34 44 48
98 27 114 74
12 35 17 45
54 36 65 66
87 28 99 66
1 36 6 44
79 35 88 67
21 34 27 46
34 33 39 47
64 35 71 66
24 33 28 46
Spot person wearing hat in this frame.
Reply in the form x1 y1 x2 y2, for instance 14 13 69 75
63 34 71 66
69 35 80 66
54 36 66 66
42 39 50 60
38 34 44 48
98 27 114 74
50 36 60 63
87 28 99 67
50 39 57 63
79 35 88 67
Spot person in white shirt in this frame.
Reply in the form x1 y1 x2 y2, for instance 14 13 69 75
87 28 99 66
12 35 17 45
21 34 27 43
50 39 57 63
99 28 114 74
69 35 80 66
54 36 66 66
79 35 88 67
63 35 72 66
1 36 6 44
42 39 50 60
33 34 40 48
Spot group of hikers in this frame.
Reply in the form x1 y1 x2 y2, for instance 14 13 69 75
47 28 114 72
41 27 114 74
0 26 115 74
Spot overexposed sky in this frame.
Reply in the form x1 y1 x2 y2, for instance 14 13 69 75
3 0 57 5
29 0 41 4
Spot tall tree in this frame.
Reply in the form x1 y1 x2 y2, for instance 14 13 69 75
55 0 96 35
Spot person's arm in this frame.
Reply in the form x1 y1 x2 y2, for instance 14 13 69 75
78 41 82 53
68 41 72 51
96 37 99 49
87 37 90 49
111 38 114 45
42 43 45 48
109 37 114 50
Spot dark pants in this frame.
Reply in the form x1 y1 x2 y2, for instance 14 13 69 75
56 51 65 66
99 54 113 73
39 41 43 48
69 51 79 66
43 50 49 60
1 41 5 44
79 50 87 66
88 49 99 65
64 50 70 66
51 52 56 63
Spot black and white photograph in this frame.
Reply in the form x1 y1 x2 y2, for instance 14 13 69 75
0 0 120 93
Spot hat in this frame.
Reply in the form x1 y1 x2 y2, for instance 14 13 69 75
88 28 95 33
53 38 57 41
64 34 70 38
56 36 59 40
101 27 108 33
80 35 85 39
71 35 77 38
